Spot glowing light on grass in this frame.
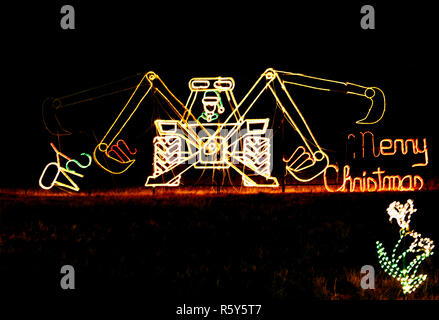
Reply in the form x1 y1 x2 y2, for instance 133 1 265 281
39 143 91 192
376 199 435 295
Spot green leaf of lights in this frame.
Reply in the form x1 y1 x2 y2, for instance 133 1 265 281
376 233 433 294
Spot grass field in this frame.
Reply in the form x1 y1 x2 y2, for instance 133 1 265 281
1 188 438 302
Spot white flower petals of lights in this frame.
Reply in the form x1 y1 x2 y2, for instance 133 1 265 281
386 199 417 230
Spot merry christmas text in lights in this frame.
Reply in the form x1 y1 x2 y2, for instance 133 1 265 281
324 132 429 192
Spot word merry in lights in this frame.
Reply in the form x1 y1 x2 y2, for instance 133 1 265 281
39 143 92 192
376 199 434 295
347 131 428 167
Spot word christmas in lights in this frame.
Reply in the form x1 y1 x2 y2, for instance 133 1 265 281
39 143 92 192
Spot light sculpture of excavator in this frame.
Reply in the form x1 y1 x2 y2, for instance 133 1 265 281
92 68 385 187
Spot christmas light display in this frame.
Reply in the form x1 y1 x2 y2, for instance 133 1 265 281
92 68 385 187
324 165 424 192
376 199 435 295
39 143 92 192
324 131 429 193
106 139 137 163
198 90 224 122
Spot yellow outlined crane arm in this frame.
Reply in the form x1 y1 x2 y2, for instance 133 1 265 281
225 68 384 182
275 70 386 125
94 72 188 174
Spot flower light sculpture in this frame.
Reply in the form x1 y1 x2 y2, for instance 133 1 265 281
376 199 435 295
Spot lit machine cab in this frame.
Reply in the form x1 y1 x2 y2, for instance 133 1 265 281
147 75 276 187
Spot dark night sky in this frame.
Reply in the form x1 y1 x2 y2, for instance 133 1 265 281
1 1 437 187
